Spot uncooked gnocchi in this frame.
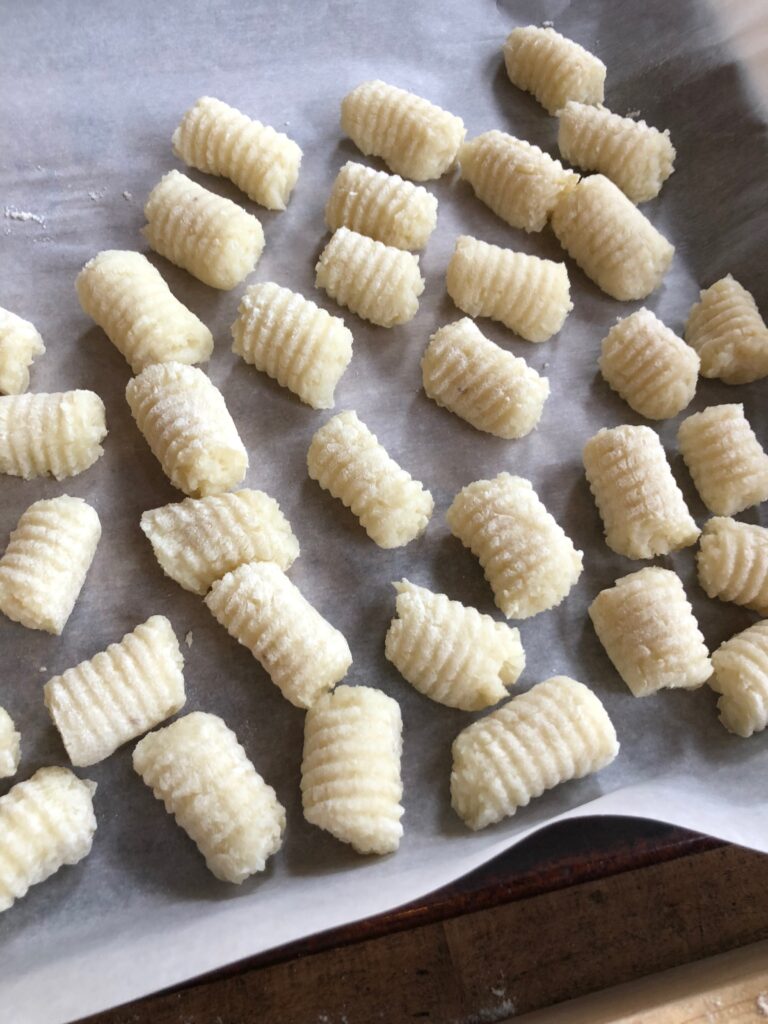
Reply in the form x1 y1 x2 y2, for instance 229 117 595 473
710 621 768 738
0 307 45 395
0 391 106 480
697 517 768 616
0 707 20 779
503 26 606 115
685 275 768 384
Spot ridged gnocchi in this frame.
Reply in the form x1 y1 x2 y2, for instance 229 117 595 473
0 391 107 480
503 26 606 115
0 307 45 395
697 517 768 616
685 275 768 384
710 621 768 738
0 707 20 779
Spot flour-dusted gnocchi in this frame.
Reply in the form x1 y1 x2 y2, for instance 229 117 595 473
589 567 712 697
325 161 438 250
205 561 352 709
0 307 45 395
550 174 675 300
451 676 618 831
710 621 768 738
421 318 550 439
341 80 465 181
172 96 302 211
0 391 106 480
459 131 578 232
0 496 101 635
557 102 676 203
677 404 768 517
446 236 572 342
125 362 248 498
583 425 699 559
307 410 433 548
0 767 96 913
315 227 424 327
231 282 353 409
685 275 768 384
384 580 525 710
598 308 699 420
75 250 213 373
0 707 20 779
141 489 299 596
143 170 264 290
697 517 768 616
446 474 583 619
301 685 404 855
133 712 285 883
503 26 606 115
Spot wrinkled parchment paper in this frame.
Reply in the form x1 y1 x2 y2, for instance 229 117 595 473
1 0 767 1020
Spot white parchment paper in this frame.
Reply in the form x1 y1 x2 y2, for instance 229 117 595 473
1 0 767 1020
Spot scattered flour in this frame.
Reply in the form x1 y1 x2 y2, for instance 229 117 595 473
542 19 554 27
88 187 107 201
122 190 133 200
185 631 194 649
39 666 47 673
4 206 45 225
626 108 641 118
757 992 768 1016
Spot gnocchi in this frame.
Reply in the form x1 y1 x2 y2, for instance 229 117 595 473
685 275 768 384
710 621 768 738
503 26 606 114
0 307 45 395
0 707 20 779
0 391 106 480
697 517 768 616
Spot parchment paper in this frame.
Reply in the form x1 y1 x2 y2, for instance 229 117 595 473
1 0 767 1020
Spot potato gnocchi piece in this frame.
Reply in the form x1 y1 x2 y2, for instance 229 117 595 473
446 235 571 342
307 410 433 548
459 131 578 232
589 567 712 697
231 282 353 409
315 227 424 327
451 676 618 831
385 579 525 710
172 96 302 211
125 362 248 498
0 307 45 395
75 250 213 373
598 308 699 420
301 685 403 855
685 275 768 384
0 707 20 779
677 404 768 517
341 80 465 181
446 473 583 619
583 425 699 559
550 174 674 300
697 517 768 616
0 767 96 913
503 26 606 115
0 496 100 635
557 102 676 203
710 621 768 737
141 489 299 596
421 318 549 439
143 170 264 290
0 391 106 480
205 561 352 709
133 712 285 883
325 161 437 250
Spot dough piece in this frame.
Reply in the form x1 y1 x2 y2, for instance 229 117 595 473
557 102 676 203
340 79 465 181
315 227 424 327
0 496 101 635
459 131 578 232
446 473 583 619
697 517 768 616
0 707 20 779
0 767 96 913
75 250 213 373
451 676 618 830
125 362 248 498
710 621 768 737
133 712 285 883
143 170 264 290
503 26 606 115
384 579 525 710
0 307 45 395
172 96 302 211
0 391 106 480
325 161 438 250
205 561 352 709
550 174 674 300
583 425 699 559
677 403 768 516
141 489 299 595
307 410 433 548
589 567 712 697
446 235 571 342
44 616 186 767
301 685 403 854
685 275 768 384
422 318 549 439
231 282 353 409
598 308 699 420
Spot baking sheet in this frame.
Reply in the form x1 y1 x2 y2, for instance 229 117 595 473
1 0 767 1020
